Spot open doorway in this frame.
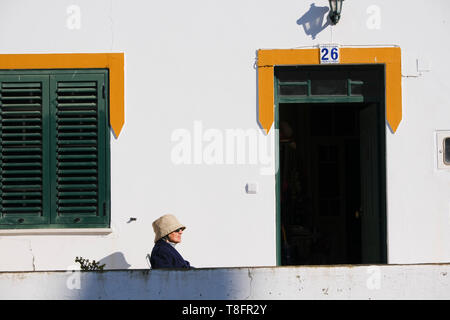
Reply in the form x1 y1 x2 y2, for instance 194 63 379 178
275 65 387 266
279 102 386 265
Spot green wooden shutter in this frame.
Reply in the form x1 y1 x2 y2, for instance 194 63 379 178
50 73 109 226
0 75 50 226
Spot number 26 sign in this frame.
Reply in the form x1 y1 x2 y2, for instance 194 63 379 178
319 45 340 64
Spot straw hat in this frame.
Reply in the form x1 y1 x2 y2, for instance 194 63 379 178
152 214 186 242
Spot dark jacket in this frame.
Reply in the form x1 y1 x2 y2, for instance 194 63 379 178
150 239 191 269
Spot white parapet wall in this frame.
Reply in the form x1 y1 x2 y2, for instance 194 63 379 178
0 264 449 300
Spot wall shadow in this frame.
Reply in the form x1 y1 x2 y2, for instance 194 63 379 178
296 3 330 39
98 251 131 270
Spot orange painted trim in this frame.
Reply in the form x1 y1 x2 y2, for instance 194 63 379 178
258 66 274 134
257 47 402 133
0 53 125 137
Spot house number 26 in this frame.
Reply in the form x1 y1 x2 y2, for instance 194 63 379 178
319 45 340 64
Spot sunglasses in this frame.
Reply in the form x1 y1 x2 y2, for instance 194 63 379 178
173 228 184 233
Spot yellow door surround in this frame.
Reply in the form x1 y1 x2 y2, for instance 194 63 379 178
0 53 124 137
257 47 402 133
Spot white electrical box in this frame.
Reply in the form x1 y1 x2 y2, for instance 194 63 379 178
436 131 450 169
245 183 258 194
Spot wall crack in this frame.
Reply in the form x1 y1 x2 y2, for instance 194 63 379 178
28 241 35 271
245 268 254 299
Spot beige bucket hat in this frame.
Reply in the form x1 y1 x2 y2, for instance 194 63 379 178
152 214 186 242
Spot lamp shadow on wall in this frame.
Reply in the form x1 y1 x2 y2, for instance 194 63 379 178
254 4 332 134
297 3 331 39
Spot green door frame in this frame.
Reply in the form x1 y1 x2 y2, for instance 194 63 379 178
274 65 388 266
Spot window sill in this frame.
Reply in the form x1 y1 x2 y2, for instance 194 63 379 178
0 228 113 236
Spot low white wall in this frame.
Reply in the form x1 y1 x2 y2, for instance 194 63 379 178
0 264 449 300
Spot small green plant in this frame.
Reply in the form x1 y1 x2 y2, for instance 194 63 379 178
75 256 106 271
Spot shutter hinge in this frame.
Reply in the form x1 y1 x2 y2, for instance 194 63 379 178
102 85 106 99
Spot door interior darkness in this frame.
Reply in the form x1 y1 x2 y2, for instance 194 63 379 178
276 65 387 266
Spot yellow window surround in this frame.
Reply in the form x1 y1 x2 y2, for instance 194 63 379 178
257 47 402 133
0 53 124 137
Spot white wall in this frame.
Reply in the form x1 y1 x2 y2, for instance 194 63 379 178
0 0 450 271
0 264 449 299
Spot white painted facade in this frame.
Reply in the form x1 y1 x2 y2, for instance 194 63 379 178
0 0 449 273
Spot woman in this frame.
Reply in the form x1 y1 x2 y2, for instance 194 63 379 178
150 214 192 269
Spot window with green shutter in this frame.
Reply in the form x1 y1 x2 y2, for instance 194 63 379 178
0 69 110 229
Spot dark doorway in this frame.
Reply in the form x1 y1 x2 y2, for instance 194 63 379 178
280 103 358 265
279 102 386 265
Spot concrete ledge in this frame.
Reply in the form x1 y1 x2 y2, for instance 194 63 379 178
0 263 449 299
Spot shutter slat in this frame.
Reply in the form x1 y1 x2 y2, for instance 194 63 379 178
58 147 97 152
57 125 97 130
2 155 42 160
58 177 97 182
2 199 42 204
2 133 42 138
57 154 97 160
57 132 97 138
58 199 97 204
2 125 42 130
57 139 97 145
57 88 96 93
57 110 97 116
57 95 97 100
2 170 42 174
1 96 41 101
2 88 42 93
2 207 42 212
2 111 41 116
3 192 42 197
2 118 41 123
2 184 42 189
2 147 42 152
57 103 97 108
57 82 97 87
2 103 42 108
57 161 97 167
57 117 97 123
58 191 97 197
57 184 97 189
2 177 42 182
2 163 41 167
58 169 97 175
2 83 41 88
58 207 97 212
2 140 42 145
